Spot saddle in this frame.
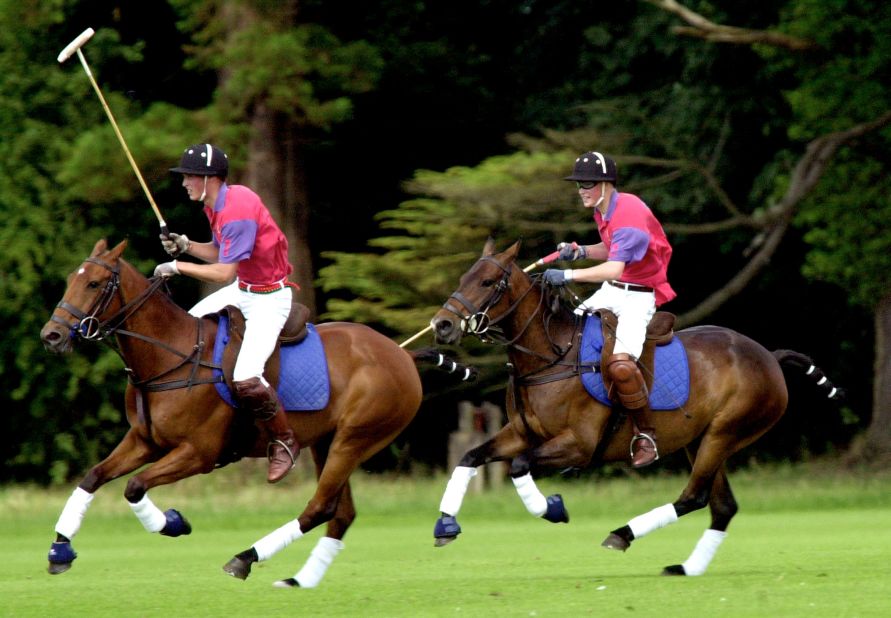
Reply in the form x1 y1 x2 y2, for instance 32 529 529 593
598 309 676 395
218 300 311 390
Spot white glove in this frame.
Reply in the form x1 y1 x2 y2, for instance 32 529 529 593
153 261 179 278
160 233 190 258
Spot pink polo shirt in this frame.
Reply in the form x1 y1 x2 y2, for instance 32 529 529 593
594 191 676 306
203 184 292 285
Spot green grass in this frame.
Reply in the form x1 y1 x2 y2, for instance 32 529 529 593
2 461 891 617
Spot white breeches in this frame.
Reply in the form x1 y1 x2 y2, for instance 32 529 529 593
576 282 656 358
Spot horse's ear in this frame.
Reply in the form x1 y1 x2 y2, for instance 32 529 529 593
90 239 108 257
107 240 128 261
504 240 522 263
482 237 497 257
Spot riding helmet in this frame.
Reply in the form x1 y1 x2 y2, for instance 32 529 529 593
169 143 229 178
564 151 618 184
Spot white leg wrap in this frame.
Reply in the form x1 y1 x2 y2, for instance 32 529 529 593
294 537 344 588
129 494 167 533
253 519 303 562
438 466 478 516
512 473 547 517
627 503 678 539
681 529 727 576
55 487 95 540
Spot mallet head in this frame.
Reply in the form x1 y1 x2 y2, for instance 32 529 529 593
58 28 95 64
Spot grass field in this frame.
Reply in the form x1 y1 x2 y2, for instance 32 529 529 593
2 461 891 617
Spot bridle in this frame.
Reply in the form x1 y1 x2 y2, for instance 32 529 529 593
440 256 514 339
440 255 595 387
50 257 222 397
52 257 166 342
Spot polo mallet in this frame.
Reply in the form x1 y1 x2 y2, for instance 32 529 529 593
58 28 169 236
398 249 562 348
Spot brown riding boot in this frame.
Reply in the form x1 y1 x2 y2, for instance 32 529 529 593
233 377 300 483
606 353 659 468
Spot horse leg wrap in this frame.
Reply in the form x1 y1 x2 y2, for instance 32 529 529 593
512 473 548 517
54 487 94 540
129 494 167 533
159 509 192 537
253 518 303 562
434 515 462 540
627 503 678 539
291 537 345 589
542 494 570 524
438 466 478 516
681 529 727 576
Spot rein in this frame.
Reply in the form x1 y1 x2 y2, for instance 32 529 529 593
53 257 223 394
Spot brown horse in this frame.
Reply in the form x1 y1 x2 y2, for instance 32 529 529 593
430 239 841 576
39 239 471 588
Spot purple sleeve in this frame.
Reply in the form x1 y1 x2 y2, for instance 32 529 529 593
608 227 650 264
217 219 258 263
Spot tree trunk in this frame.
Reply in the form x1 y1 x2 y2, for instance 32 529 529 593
846 291 891 463
244 103 316 317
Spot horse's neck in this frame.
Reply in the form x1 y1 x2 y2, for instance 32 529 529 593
115 262 199 370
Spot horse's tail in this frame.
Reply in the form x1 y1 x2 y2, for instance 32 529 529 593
773 349 845 401
410 348 478 382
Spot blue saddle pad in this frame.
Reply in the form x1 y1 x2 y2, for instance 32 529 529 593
213 314 331 411
580 314 690 410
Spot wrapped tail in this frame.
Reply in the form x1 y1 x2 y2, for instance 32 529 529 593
773 349 845 401
411 348 478 382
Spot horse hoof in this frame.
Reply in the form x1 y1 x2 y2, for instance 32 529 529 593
542 494 569 524
601 533 630 552
47 541 76 574
433 515 461 547
434 536 457 548
222 556 252 580
273 577 300 588
160 509 192 537
662 564 687 576
47 561 72 575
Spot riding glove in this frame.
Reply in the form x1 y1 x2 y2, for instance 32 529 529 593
160 232 191 258
154 261 179 278
557 242 586 261
543 269 572 286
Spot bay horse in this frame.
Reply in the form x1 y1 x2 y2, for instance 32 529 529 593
429 239 842 576
39 239 471 588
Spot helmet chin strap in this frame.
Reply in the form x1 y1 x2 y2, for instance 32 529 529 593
592 181 608 209
199 176 208 202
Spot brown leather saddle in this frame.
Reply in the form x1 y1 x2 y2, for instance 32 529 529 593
598 309 676 395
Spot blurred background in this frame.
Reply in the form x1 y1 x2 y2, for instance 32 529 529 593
2 0 888 484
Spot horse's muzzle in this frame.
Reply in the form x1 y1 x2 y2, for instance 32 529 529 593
40 321 73 354
432 315 461 345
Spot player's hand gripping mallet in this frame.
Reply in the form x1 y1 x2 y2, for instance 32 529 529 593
58 28 169 236
398 249 562 348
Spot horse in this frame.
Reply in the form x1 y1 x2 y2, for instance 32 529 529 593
39 238 472 588
429 239 842 576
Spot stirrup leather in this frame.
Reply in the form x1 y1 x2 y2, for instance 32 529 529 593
629 433 659 461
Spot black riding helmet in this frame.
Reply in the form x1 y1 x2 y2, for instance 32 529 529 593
170 143 229 178
564 151 618 184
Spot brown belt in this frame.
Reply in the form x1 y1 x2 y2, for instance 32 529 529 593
608 280 654 293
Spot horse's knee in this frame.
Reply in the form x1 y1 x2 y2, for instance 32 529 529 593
509 453 531 478
674 491 710 517
124 477 148 503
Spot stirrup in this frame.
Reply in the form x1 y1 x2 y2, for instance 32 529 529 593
629 433 659 461
267 439 297 469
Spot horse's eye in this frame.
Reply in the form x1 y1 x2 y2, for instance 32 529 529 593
481 279 495 287
87 281 101 289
